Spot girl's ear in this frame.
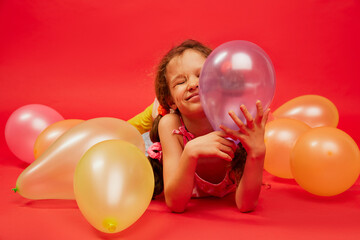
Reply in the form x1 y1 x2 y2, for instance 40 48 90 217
170 103 177 111
167 98 177 111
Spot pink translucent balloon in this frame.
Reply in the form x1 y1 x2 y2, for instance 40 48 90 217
199 40 276 130
5 104 64 163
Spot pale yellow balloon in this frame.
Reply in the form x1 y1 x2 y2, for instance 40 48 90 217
273 95 339 128
74 140 154 233
264 118 310 179
14 118 145 199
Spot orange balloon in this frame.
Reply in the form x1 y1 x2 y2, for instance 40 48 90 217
273 95 339 127
290 127 360 196
14 118 145 200
264 118 310 178
34 119 84 159
74 140 154 233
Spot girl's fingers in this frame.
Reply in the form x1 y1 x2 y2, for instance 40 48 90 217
215 129 238 152
219 144 235 159
255 100 264 124
228 111 248 134
217 151 233 161
220 125 247 143
262 108 271 125
240 105 254 129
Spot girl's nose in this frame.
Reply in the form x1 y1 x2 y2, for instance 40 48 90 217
188 76 199 90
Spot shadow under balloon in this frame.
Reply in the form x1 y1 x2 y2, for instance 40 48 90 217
274 181 360 205
91 201 170 239
21 199 78 209
263 171 360 203
264 175 298 186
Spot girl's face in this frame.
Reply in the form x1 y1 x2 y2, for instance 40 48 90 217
166 49 206 117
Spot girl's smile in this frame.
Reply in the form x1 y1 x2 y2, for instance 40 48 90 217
186 92 200 102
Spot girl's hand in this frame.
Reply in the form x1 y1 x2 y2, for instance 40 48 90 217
185 131 237 161
220 100 270 159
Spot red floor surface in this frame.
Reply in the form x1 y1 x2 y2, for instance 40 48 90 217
1 164 360 240
1 1 360 239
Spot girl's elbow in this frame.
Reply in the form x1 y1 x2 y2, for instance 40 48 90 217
164 190 188 213
165 198 187 213
236 200 258 213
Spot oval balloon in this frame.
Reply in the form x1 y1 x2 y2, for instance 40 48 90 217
74 140 154 233
14 118 145 200
264 118 310 179
5 104 64 163
199 40 275 130
290 127 360 196
273 95 339 128
34 119 84 159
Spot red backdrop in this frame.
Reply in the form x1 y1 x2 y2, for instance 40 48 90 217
1 1 359 239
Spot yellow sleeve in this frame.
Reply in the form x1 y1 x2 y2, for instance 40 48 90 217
127 103 154 134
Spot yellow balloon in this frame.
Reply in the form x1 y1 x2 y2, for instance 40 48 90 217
273 95 339 128
14 118 145 199
290 127 360 196
34 119 84 159
74 140 154 233
264 118 310 179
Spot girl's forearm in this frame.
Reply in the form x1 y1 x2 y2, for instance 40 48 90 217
235 155 264 212
164 147 198 213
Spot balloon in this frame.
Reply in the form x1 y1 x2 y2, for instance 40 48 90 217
264 118 310 179
34 119 84 159
5 104 64 163
290 127 360 196
13 118 145 200
273 95 339 128
74 140 154 233
199 40 275 130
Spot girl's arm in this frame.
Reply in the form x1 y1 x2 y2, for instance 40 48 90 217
158 114 196 212
220 100 270 212
159 114 236 213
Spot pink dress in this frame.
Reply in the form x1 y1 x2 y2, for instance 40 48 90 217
171 118 236 198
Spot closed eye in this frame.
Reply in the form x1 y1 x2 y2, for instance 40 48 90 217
177 79 186 85
173 76 187 86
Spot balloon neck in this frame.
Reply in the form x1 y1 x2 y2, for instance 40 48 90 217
226 137 240 145
11 187 18 193
103 219 117 233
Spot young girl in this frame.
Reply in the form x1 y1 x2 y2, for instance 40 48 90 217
147 39 270 213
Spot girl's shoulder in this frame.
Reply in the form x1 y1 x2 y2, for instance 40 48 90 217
158 113 184 147
158 113 182 132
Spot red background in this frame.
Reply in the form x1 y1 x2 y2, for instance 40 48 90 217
1 0 359 239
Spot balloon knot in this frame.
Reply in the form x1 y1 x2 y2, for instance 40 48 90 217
103 218 117 233
262 183 271 190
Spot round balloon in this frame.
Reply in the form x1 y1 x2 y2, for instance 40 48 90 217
74 140 154 233
34 119 84 159
264 118 310 179
290 127 360 196
5 104 64 163
273 95 339 128
199 40 275 130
